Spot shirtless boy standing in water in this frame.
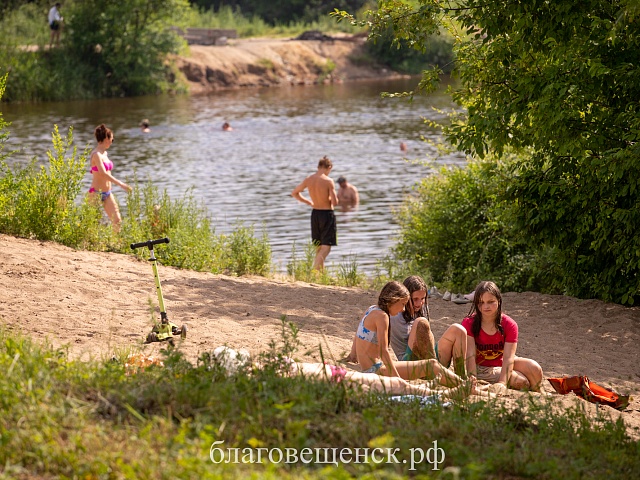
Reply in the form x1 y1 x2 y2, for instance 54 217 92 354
291 156 339 270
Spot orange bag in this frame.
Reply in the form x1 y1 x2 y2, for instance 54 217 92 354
547 375 630 410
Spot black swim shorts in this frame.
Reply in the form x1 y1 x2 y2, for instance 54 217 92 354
311 209 337 246
50 21 60 31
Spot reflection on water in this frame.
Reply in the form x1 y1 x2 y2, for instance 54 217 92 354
2 77 464 273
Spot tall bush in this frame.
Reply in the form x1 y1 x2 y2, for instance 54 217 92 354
395 155 553 292
339 0 640 304
446 0 640 303
366 25 454 74
64 0 190 97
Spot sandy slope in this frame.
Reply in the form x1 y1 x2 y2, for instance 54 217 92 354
174 35 406 94
0 234 638 436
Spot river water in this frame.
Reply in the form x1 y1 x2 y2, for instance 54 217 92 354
2 77 464 273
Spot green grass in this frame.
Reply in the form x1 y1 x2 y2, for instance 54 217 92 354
0 321 637 478
185 5 364 39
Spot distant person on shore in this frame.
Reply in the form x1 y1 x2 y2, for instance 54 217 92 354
140 119 151 133
400 142 408 153
336 176 359 206
222 122 233 131
88 124 132 233
291 156 338 271
48 3 63 48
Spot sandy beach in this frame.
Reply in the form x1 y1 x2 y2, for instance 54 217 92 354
0 233 638 436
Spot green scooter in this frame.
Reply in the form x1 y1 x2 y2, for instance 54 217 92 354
131 237 187 346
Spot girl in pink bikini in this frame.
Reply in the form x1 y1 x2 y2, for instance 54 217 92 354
89 124 132 232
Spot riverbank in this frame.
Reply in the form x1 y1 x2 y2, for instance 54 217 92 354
173 34 408 94
1 233 638 436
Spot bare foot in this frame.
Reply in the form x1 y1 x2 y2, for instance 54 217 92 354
487 382 508 396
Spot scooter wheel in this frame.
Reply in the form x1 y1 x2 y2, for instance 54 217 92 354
180 324 187 339
146 332 158 343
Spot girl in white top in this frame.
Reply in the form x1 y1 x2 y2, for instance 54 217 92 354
350 276 469 378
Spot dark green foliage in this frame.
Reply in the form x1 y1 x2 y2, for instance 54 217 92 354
365 24 455 74
395 155 558 293
190 0 369 25
444 0 640 304
353 1 640 304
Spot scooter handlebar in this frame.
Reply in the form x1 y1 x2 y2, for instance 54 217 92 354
130 237 170 250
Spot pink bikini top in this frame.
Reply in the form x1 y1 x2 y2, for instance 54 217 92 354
90 155 113 173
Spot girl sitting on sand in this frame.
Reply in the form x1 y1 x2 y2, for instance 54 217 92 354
389 276 470 376
462 280 544 393
354 281 469 387
347 275 469 377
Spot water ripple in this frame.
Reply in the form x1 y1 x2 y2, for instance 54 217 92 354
2 77 464 273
